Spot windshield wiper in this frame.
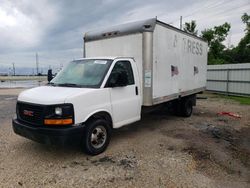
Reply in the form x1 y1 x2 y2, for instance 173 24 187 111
47 82 81 87
47 82 57 86
57 83 80 87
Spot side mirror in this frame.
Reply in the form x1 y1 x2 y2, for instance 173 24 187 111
108 70 128 87
47 69 53 82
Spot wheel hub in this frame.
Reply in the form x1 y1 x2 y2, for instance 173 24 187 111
91 125 107 149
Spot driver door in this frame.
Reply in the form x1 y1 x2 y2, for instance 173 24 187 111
105 60 141 128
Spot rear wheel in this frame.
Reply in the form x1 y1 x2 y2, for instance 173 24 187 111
180 98 193 117
82 119 111 155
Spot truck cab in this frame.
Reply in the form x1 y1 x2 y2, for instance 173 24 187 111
13 57 141 155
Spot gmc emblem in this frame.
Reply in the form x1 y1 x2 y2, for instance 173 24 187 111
23 110 34 117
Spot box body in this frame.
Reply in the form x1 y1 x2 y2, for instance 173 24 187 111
84 18 207 106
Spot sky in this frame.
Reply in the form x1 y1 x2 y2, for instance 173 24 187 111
0 0 249 73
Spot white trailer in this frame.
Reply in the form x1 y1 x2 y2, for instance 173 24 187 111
13 18 208 155
84 18 208 106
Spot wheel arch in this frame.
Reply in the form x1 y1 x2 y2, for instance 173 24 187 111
84 110 113 128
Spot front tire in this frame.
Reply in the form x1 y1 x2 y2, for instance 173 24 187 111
82 119 111 155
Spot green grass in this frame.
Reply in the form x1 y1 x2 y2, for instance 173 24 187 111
218 94 250 105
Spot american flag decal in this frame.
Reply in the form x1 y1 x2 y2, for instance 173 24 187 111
171 65 179 77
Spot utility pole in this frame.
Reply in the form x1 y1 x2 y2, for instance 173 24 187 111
180 16 183 30
227 30 232 49
36 53 39 75
12 63 15 76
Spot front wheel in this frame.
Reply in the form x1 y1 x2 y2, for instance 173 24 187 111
82 119 111 155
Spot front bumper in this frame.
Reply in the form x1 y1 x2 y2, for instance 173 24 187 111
12 119 85 146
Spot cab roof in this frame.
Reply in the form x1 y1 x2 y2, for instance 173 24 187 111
74 57 134 61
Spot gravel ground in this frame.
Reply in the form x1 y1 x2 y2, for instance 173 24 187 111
0 89 249 188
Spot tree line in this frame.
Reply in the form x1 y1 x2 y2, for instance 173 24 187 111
184 13 250 65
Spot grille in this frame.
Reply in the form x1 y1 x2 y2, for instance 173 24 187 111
17 102 45 126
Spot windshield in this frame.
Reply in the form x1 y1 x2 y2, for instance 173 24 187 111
50 59 112 88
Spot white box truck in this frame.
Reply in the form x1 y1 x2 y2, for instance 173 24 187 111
13 18 207 155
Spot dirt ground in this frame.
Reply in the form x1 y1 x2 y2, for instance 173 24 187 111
0 89 249 188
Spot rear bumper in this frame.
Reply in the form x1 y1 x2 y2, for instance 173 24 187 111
12 119 85 145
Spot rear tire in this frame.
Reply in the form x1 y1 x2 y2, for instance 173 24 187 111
82 119 111 155
180 98 193 117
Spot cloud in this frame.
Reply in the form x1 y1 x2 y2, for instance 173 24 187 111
0 0 249 69
0 0 59 52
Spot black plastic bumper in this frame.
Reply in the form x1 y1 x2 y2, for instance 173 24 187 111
12 119 85 146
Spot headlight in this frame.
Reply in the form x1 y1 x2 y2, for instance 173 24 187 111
44 104 74 125
55 107 62 116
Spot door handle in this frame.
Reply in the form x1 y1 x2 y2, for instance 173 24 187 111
135 86 138 95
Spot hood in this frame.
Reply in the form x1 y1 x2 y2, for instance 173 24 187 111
18 86 96 105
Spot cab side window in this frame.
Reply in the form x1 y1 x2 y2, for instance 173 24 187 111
106 61 135 87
